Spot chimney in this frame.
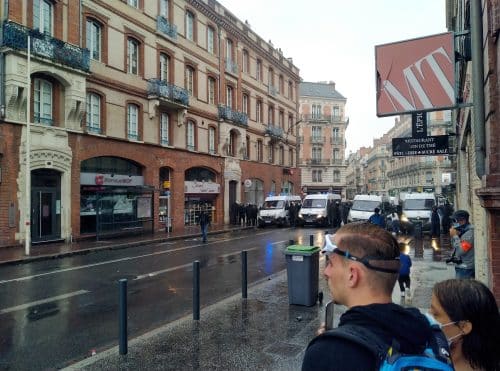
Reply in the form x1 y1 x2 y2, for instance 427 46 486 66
329 81 336 89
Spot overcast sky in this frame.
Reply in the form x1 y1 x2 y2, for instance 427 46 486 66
218 0 447 154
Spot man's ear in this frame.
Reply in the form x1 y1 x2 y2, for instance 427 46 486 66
347 264 360 288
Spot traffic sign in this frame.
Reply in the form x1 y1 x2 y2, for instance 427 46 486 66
392 135 449 156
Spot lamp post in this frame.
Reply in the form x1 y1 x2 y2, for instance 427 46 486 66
25 35 31 256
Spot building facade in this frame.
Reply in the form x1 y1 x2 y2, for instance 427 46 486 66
298 81 348 197
0 0 300 246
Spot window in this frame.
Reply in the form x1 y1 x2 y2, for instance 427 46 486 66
257 140 263 162
332 127 340 139
288 81 293 100
160 53 169 81
34 78 52 125
268 105 274 124
312 170 323 182
312 126 321 139
269 145 274 163
256 59 262 81
226 85 233 108
160 113 169 145
160 0 169 18
207 26 215 54
228 131 237 156
333 106 340 119
86 19 101 61
185 11 194 41
289 149 294 166
256 100 262 123
127 0 139 8
33 0 53 35
288 115 294 134
186 120 195 150
246 135 250 159
86 93 101 133
268 68 274 87
312 104 321 119
208 77 216 105
333 170 341 182
242 93 249 114
185 66 195 95
226 39 233 61
333 149 340 163
127 38 139 74
279 146 284 165
242 50 249 73
127 104 139 140
279 75 284 94
279 111 284 129
312 147 322 161
208 127 216 154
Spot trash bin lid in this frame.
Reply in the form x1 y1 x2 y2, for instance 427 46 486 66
286 245 320 254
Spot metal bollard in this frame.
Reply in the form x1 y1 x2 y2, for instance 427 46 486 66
242 250 248 299
119 279 128 355
310 234 314 246
289 239 295 246
193 260 200 320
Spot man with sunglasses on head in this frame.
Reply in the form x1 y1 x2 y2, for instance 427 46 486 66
302 222 441 371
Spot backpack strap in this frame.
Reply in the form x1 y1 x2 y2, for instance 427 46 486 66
321 324 390 366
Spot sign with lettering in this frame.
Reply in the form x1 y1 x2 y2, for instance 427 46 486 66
80 173 144 186
376 32 455 116
184 181 220 194
392 135 449 156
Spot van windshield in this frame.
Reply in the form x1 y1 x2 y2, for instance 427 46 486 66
404 199 435 210
302 199 326 208
352 200 380 211
262 200 285 209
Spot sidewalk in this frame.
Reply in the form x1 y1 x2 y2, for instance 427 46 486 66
0 224 253 266
64 246 455 371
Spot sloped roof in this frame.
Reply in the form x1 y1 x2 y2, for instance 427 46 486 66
299 81 346 100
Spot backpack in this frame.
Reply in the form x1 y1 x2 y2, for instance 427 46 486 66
322 321 454 371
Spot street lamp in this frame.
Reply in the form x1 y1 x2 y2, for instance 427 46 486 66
25 35 32 255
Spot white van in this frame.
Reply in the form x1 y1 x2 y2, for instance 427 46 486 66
347 194 386 223
298 193 341 226
400 192 436 232
257 195 301 227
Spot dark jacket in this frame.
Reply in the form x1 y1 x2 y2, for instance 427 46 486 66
368 213 385 228
199 211 210 226
399 253 412 276
302 303 434 371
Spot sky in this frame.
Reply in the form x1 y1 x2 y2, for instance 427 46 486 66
218 0 447 154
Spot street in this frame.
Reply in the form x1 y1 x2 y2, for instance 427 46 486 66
0 227 327 370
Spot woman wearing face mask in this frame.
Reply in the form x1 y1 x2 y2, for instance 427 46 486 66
430 279 500 371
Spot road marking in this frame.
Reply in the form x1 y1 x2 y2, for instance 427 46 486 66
0 231 280 285
0 290 90 315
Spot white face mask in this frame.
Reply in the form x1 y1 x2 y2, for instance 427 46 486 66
425 313 463 347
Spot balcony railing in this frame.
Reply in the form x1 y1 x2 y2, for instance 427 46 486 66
301 114 344 123
2 21 90 72
85 125 101 134
310 136 325 144
147 79 189 107
156 16 177 40
34 114 53 126
306 158 330 166
218 105 248 126
225 58 238 75
330 137 343 145
265 124 284 139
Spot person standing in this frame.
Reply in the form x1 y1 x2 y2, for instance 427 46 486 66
368 207 385 228
449 210 474 279
398 243 412 299
199 209 210 243
431 206 441 238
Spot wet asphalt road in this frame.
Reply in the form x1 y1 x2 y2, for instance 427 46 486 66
0 227 328 370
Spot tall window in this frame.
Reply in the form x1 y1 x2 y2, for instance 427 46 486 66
185 66 194 95
333 149 340 162
332 127 340 139
246 135 250 159
242 93 249 114
160 113 169 145
289 149 294 166
333 106 340 119
127 0 139 8
333 170 341 182
269 145 274 163
268 105 274 124
312 104 321 119
312 147 322 161
268 68 274 87
257 140 263 162
256 100 262 123
312 126 321 139
242 50 249 73
226 39 233 61
86 19 101 61
208 127 216 154
288 81 293 100
208 77 216 105
226 85 233 108
160 53 169 81
33 0 53 35
279 111 284 129
279 75 284 94
312 170 322 182
160 0 169 18
127 104 139 140
207 26 215 54
288 115 294 134
34 78 53 125
185 11 194 41
279 146 284 165
127 38 139 74
256 59 262 81
187 120 195 150
86 93 101 133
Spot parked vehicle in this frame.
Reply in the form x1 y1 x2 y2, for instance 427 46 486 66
298 193 341 226
347 194 389 223
257 195 301 227
400 192 436 233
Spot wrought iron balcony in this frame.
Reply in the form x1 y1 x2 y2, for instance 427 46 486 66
225 58 238 75
306 158 330 166
147 79 189 107
218 105 248 126
310 136 325 144
330 137 343 145
265 124 284 139
33 114 53 126
85 125 102 134
156 16 177 40
2 20 90 72
301 114 345 123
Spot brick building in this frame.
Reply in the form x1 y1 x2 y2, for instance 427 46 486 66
0 0 300 246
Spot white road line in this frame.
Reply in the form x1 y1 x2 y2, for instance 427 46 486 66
0 231 279 285
0 290 90 315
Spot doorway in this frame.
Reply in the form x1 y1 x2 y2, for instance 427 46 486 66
229 180 237 224
31 169 61 243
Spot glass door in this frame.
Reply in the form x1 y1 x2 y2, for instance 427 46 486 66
32 189 60 242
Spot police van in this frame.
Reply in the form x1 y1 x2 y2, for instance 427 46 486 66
257 195 302 227
298 193 341 226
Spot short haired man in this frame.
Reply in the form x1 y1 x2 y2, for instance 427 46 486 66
449 210 474 279
302 222 437 370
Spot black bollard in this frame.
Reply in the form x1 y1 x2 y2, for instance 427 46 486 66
289 239 295 246
193 260 200 320
310 234 314 246
242 250 248 299
119 279 128 355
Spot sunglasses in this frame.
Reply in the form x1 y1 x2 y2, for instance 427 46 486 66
329 248 400 274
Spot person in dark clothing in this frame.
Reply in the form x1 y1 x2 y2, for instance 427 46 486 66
341 202 350 225
238 203 246 226
302 222 437 371
289 202 297 227
333 201 342 228
398 243 412 298
430 206 441 237
199 210 210 243
368 207 385 228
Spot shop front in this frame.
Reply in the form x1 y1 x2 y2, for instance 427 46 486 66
184 181 220 225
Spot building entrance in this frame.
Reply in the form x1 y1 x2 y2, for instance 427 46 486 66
31 169 61 243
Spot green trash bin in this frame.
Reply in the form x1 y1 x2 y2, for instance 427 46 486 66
285 245 320 306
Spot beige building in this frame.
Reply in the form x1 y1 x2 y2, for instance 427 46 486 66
298 81 348 197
